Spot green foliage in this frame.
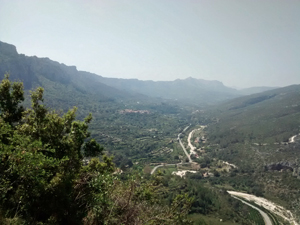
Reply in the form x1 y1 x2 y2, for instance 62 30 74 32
83 139 104 157
0 76 114 223
154 172 263 224
206 85 300 144
83 175 193 225
0 76 113 224
0 75 192 224
0 73 24 125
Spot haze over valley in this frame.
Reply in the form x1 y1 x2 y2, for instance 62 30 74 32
1 40 300 224
1 1 300 224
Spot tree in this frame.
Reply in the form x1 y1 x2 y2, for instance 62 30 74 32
0 73 24 125
0 75 113 224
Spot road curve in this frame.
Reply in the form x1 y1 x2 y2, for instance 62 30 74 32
289 134 299 143
231 195 273 225
150 165 163 175
150 163 192 175
228 191 299 225
150 164 176 175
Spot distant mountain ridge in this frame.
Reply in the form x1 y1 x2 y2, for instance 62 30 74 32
0 41 138 101
0 41 278 106
95 76 240 103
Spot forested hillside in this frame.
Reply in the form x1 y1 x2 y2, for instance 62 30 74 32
206 85 300 144
192 86 300 222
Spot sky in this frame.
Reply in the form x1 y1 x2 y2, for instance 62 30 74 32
0 0 299 88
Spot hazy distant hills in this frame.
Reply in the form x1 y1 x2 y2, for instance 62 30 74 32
0 41 278 107
95 76 240 103
238 86 278 95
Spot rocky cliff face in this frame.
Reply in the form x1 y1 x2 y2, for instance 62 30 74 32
0 41 18 57
0 41 140 101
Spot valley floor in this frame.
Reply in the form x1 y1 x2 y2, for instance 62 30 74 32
150 124 300 224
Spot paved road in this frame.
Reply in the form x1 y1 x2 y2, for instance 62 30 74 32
227 191 298 225
150 163 191 175
289 134 299 143
150 164 176 175
187 127 205 155
178 133 192 163
187 129 197 154
231 195 273 225
183 125 190 132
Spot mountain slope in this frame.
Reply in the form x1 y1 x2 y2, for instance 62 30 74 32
0 41 143 104
199 85 300 222
206 84 300 144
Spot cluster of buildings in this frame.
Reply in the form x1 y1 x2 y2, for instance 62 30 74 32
119 109 150 114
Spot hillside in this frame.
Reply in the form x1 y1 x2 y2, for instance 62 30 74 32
206 84 300 144
0 41 146 105
193 85 300 221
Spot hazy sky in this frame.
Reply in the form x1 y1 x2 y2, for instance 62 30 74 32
1 0 299 88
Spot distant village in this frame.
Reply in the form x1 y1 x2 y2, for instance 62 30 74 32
119 109 150 114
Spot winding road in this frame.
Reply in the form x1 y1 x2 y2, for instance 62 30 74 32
230 195 273 225
289 134 299 143
187 129 197 155
150 164 176 175
228 191 299 225
187 126 206 156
